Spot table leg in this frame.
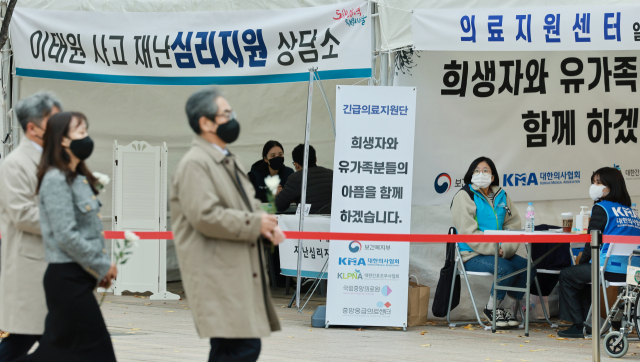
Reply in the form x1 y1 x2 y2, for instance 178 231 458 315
493 243 499 333
525 243 532 337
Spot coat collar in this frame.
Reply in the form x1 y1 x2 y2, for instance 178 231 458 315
192 135 230 164
18 138 42 166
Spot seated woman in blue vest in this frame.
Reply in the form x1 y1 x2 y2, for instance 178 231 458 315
557 166 640 338
451 156 533 328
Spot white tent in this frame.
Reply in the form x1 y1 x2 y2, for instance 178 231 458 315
5 0 630 319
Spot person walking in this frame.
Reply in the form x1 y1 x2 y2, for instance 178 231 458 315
171 87 284 362
23 112 117 362
0 92 61 362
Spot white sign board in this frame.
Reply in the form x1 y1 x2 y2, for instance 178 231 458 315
326 86 416 328
11 2 371 85
412 5 640 52
278 215 329 278
400 7 640 206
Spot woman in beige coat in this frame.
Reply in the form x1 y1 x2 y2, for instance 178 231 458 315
171 87 284 362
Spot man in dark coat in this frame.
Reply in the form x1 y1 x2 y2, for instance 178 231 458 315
275 144 333 214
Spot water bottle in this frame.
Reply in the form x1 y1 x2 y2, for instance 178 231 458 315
525 202 535 232
633 203 638 218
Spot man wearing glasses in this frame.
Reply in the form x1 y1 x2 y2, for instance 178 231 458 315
171 87 284 362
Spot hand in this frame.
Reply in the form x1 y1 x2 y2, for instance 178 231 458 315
99 263 118 288
276 185 283 195
260 214 278 241
270 226 285 246
498 248 504 258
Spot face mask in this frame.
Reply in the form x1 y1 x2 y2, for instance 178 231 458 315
214 118 240 144
471 173 492 189
69 136 94 161
589 184 608 201
268 156 284 171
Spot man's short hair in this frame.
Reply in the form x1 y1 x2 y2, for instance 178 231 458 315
292 144 317 167
16 92 63 132
185 87 221 134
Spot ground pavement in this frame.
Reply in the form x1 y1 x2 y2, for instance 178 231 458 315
2 282 635 361
91 282 638 362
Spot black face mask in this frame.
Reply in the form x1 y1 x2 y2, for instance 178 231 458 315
268 157 284 171
69 136 94 161
215 118 240 144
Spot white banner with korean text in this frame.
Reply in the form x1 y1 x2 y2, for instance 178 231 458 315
278 215 330 278
411 6 640 52
395 51 640 206
326 86 416 328
10 2 370 85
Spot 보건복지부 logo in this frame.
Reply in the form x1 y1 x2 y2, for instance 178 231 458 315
349 241 362 253
434 173 451 194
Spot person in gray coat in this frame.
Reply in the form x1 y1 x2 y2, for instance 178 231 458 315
0 92 61 362
24 112 117 362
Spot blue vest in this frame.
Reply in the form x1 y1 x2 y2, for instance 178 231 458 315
596 200 640 274
459 187 508 253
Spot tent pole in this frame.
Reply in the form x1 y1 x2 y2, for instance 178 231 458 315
296 68 314 311
312 70 335 138
10 53 18 149
1 0 10 159
389 51 396 86
369 1 376 86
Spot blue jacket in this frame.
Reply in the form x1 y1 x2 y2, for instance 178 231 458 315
595 200 640 274
456 184 508 252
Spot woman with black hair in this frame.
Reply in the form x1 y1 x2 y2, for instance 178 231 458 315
450 156 532 328
248 140 294 203
557 167 640 338
24 112 117 361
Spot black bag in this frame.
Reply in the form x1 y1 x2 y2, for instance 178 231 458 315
432 227 461 318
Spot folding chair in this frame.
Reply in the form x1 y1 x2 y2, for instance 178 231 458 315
446 227 493 330
584 241 640 337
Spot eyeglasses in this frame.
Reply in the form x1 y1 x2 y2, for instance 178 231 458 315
215 111 236 121
473 169 492 175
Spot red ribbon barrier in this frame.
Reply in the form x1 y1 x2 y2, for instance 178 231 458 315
282 231 590 243
281 231 640 244
103 231 174 240
1 231 637 244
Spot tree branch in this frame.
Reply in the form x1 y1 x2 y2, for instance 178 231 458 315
0 0 19 51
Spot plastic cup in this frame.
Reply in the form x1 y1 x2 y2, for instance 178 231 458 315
561 212 573 233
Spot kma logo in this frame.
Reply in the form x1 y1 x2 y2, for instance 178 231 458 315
503 173 538 186
434 173 452 194
349 241 362 253
339 257 366 266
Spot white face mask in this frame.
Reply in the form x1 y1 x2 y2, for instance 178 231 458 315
589 184 608 201
471 173 492 189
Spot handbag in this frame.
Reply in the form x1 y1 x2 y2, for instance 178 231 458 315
432 227 461 318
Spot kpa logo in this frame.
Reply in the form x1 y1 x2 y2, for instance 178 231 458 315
349 241 362 253
434 173 452 194
337 269 363 280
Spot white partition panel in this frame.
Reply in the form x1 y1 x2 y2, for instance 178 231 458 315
110 140 179 300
